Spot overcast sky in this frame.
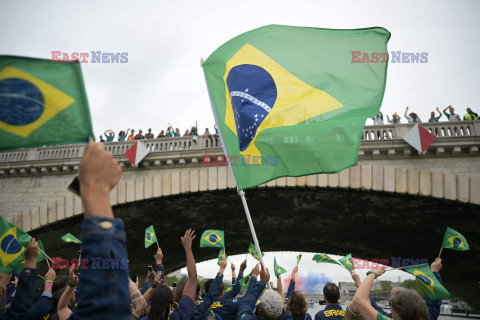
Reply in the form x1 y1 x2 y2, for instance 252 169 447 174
0 0 474 285
1 0 479 138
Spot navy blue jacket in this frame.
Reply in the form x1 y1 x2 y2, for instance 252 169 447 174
140 263 165 294
285 279 295 301
210 273 245 320
24 291 55 320
192 272 223 320
4 268 38 320
314 304 345 320
239 280 293 320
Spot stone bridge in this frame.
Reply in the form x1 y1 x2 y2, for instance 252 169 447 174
1 121 480 308
1 121 479 231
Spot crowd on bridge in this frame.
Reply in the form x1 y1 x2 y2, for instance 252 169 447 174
99 125 218 143
371 106 478 125
0 139 448 320
98 106 478 143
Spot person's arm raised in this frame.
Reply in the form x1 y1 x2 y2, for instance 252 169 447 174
353 267 386 320
181 228 197 301
286 265 297 300
57 265 78 320
277 275 286 303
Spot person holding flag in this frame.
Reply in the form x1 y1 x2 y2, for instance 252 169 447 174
354 259 445 320
285 266 298 302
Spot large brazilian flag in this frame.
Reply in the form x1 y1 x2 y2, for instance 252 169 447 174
0 216 31 273
202 25 390 190
0 56 93 150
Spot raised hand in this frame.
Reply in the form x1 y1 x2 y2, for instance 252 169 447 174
231 262 235 272
25 238 39 269
252 263 260 278
155 248 163 264
431 258 442 273
69 264 79 287
239 259 247 274
350 271 361 288
45 268 56 282
181 229 196 249
153 271 163 288
219 258 228 272
371 267 386 278
259 262 270 284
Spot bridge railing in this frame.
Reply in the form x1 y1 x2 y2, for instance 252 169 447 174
0 121 478 163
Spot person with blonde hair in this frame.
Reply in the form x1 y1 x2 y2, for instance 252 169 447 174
344 303 365 320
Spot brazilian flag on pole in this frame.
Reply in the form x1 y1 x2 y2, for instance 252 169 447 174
403 264 450 300
248 242 264 260
202 25 390 190
313 253 341 266
240 272 253 291
37 240 47 263
0 56 93 150
296 254 302 265
61 233 82 244
274 257 287 277
217 248 227 266
441 227 469 251
0 216 30 273
145 225 158 249
338 253 355 271
200 230 225 248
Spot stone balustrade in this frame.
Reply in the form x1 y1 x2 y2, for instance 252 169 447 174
0 121 479 177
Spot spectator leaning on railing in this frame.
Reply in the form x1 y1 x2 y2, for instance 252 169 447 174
371 111 384 125
145 128 155 139
386 113 401 124
428 107 442 122
443 105 461 121
464 108 478 120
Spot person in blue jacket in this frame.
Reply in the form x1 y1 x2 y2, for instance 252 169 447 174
238 262 292 320
141 248 165 295
209 260 251 320
23 268 57 320
314 283 344 320
192 258 228 320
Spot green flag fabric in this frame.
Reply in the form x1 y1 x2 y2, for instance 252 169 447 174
37 240 46 263
202 25 390 190
313 253 342 266
0 216 31 273
248 242 264 260
240 272 253 291
61 233 82 244
338 253 355 271
441 227 469 251
274 257 287 277
0 56 93 150
200 230 225 248
217 248 227 266
296 254 302 265
403 264 450 300
145 225 158 249
224 284 233 293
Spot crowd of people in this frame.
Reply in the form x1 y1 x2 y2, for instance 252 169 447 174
99 125 217 143
0 139 447 320
371 106 478 125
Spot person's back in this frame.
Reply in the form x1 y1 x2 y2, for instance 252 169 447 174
287 291 312 320
315 283 344 320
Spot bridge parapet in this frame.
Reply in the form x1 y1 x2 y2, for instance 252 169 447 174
0 122 479 177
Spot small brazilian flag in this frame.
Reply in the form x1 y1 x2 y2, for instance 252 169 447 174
248 242 264 260
37 240 47 263
225 284 233 293
313 253 341 266
200 230 224 248
61 233 81 244
145 225 158 249
296 254 302 265
338 253 354 271
441 227 469 251
0 56 94 150
240 272 253 291
0 216 31 273
202 25 390 190
403 264 450 300
274 257 287 277
217 248 227 266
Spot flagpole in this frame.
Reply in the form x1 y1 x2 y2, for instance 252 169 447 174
238 190 271 289
156 241 160 250
38 248 53 263
438 246 443 259
201 58 269 288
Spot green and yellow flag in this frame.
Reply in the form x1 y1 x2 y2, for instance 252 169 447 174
0 56 93 150
37 240 47 263
313 253 341 266
441 227 469 251
0 216 31 273
200 230 225 248
296 254 302 265
403 264 450 300
145 225 158 249
61 233 81 244
240 272 253 291
274 257 287 277
248 242 264 260
225 284 233 293
202 25 390 189
338 253 355 271
217 248 227 266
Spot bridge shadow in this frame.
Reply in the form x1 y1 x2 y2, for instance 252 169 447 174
31 188 480 308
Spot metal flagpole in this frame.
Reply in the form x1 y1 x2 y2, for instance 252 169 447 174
201 58 270 288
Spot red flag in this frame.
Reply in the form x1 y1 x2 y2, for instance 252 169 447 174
403 124 436 153
125 141 149 166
